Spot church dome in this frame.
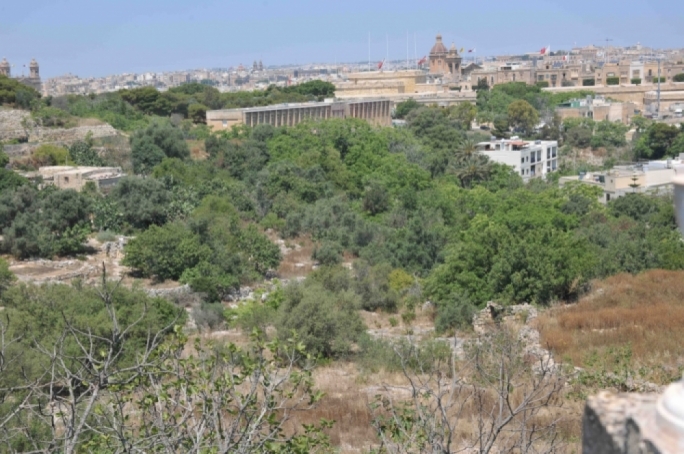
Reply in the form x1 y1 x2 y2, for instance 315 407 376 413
430 34 448 55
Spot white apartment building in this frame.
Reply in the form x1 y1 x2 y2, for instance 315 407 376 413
476 139 559 182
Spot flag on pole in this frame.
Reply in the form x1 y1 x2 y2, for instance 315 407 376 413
417 56 427 66
468 48 475 53
377 59 385 70
460 47 464 53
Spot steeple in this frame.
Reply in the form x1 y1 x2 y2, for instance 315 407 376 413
0 58 10 77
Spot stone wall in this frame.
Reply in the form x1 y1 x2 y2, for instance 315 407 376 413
27 124 118 143
0 109 32 141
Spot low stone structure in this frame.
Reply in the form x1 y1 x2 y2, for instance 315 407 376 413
21 166 124 191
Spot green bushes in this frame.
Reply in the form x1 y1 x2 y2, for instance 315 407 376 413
674 73 684 82
32 144 72 166
130 121 190 174
122 195 280 300
631 78 641 85
0 187 92 258
582 78 595 86
652 76 666 83
606 77 620 86
123 222 211 281
276 282 364 358
0 75 40 108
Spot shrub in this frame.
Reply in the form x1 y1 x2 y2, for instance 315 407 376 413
582 79 595 86
123 222 211 281
277 283 365 358
96 230 117 242
652 76 666 83
535 81 549 88
606 77 620 86
130 121 190 174
354 261 400 312
191 302 226 330
33 144 72 166
674 73 684 83
32 106 72 128
69 140 104 166
313 241 343 266
435 295 476 333
630 78 641 85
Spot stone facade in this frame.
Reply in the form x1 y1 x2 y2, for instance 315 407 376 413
207 98 392 130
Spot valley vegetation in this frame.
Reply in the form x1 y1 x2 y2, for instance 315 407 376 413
0 80 684 452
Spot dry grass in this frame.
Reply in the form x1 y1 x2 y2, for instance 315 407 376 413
536 270 684 382
275 235 316 279
187 140 207 160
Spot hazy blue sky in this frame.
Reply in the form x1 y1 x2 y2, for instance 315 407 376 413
1 0 682 78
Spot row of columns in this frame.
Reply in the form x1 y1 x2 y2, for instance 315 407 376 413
244 106 333 128
347 100 391 126
242 100 392 128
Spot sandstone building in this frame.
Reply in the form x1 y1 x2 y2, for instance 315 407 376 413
206 98 392 130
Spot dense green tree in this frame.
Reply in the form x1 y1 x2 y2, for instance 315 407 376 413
633 123 681 159
120 86 173 116
187 103 208 124
123 222 211 281
507 99 539 135
449 102 477 129
1 188 91 258
591 120 629 148
108 176 171 230
69 139 104 166
394 98 421 119
0 168 28 192
130 121 190 174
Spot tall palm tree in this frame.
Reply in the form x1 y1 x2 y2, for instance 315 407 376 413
452 139 478 166
449 154 492 188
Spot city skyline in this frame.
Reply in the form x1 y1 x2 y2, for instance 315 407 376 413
2 0 684 78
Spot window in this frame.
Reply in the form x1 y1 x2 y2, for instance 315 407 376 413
521 158 525 164
606 193 611 202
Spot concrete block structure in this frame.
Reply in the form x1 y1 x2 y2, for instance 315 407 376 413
476 139 559 182
206 98 392 130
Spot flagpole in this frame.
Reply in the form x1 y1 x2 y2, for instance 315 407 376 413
386 34 389 71
368 32 371 72
414 33 417 70
406 31 409 70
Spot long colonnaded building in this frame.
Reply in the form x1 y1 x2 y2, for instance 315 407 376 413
206 98 392 130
